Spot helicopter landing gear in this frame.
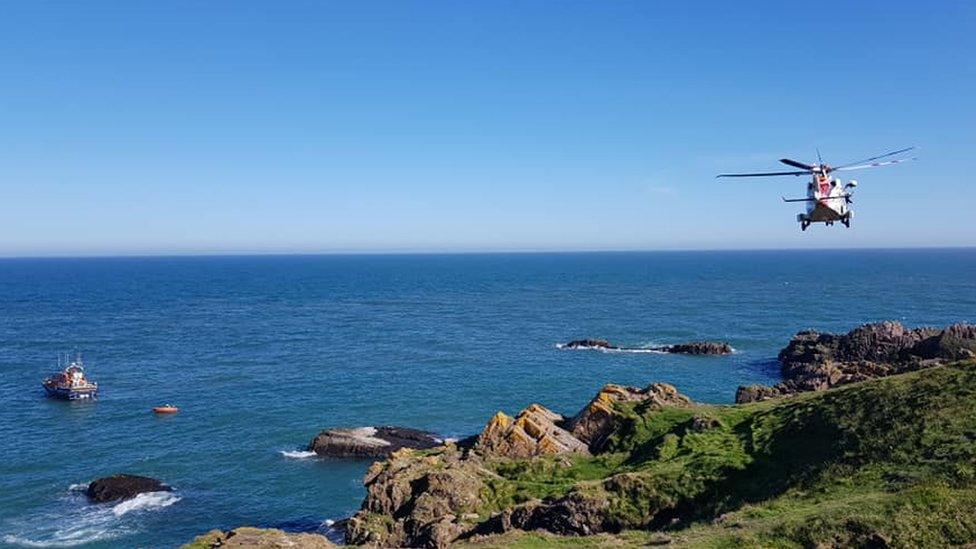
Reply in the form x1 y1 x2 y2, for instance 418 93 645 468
800 220 810 231
842 213 852 228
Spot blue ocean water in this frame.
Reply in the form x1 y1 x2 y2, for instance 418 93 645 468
1 250 974 547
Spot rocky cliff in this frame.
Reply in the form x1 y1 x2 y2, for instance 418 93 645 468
341 321 976 547
343 382 695 547
736 321 976 403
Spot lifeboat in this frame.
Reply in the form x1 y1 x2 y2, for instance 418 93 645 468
43 353 98 400
153 405 179 414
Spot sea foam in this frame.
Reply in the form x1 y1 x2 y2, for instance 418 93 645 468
111 491 181 517
280 450 318 459
1 490 178 547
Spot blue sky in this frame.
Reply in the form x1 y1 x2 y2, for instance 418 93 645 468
1 1 973 255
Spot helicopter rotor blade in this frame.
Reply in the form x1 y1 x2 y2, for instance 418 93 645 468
833 157 917 172
779 158 815 170
832 147 915 170
717 170 809 178
782 194 852 203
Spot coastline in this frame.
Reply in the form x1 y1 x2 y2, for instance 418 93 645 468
183 321 976 548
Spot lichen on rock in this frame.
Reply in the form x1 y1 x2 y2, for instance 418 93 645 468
475 404 589 459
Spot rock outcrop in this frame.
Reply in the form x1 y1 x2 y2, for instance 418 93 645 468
86 474 171 503
184 527 335 548
475 404 589 459
341 378 696 548
345 445 490 548
559 339 733 355
662 341 734 355
472 491 616 538
567 383 692 452
737 322 976 403
560 339 613 350
308 426 440 458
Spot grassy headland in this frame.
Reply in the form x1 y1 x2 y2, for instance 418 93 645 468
456 359 976 547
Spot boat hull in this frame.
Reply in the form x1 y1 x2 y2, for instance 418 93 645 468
43 385 97 400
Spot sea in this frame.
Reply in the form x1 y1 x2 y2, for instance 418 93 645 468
1 250 974 548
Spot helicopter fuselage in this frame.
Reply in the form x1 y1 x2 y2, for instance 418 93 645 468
715 146 914 232
796 171 852 230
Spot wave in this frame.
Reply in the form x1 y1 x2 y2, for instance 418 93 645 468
67 483 87 492
2 489 179 547
556 342 737 354
112 491 181 517
433 437 458 444
320 519 346 544
556 343 667 354
3 532 123 548
280 449 318 459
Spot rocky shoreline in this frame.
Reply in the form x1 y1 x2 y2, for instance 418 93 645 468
736 321 976 403
183 321 976 548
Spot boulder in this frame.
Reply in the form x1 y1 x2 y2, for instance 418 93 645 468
308 426 440 458
567 383 692 452
86 474 170 503
735 384 785 404
662 341 733 355
184 527 335 548
475 404 589 459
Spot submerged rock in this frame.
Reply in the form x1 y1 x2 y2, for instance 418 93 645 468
86 474 171 503
308 426 440 458
475 404 589 459
184 527 335 548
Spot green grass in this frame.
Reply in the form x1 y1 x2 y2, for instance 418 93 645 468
466 360 976 547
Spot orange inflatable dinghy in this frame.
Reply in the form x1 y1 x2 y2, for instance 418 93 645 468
153 405 179 414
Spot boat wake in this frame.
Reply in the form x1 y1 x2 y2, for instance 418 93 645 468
280 449 318 459
1 485 179 547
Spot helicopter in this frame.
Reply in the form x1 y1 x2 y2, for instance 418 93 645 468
717 147 916 231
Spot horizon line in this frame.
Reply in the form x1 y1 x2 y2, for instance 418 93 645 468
0 244 973 260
